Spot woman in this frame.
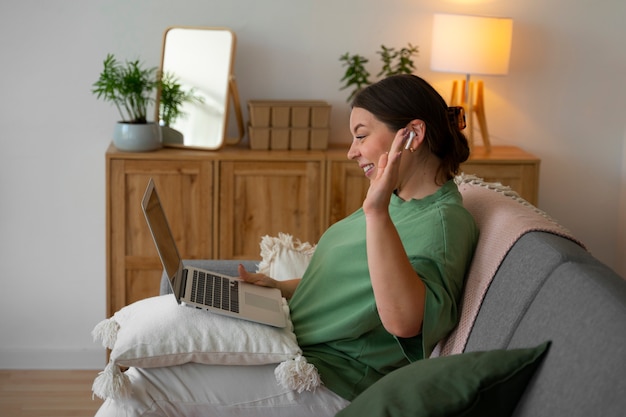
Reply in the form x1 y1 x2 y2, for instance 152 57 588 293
95 74 478 416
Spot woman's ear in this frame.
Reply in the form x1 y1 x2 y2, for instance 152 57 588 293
409 120 426 148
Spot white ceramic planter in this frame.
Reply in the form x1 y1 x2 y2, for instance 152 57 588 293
113 122 162 152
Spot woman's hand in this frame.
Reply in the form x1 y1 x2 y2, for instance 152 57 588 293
362 128 408 216
238 264 276 287
237 264 301 300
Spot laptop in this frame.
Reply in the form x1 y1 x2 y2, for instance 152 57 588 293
141 178 287 328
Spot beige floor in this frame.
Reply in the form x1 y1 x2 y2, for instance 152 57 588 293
0 370 103 417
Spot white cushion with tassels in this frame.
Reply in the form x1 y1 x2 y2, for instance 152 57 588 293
92 233 319 400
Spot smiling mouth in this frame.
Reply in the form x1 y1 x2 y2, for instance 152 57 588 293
362 163 375 176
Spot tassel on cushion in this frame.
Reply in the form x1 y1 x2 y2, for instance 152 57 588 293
274 354 321 393
92 360 131 400
91 318 120 350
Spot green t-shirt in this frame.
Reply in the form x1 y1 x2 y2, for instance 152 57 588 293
288 180 478 400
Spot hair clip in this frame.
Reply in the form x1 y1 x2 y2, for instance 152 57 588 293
447 106 466 130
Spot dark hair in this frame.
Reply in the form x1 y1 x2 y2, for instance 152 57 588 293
351 74 470 181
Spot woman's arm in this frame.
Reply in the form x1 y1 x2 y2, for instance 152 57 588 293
364 209 426 338
362 131 426 338
237 264 301 300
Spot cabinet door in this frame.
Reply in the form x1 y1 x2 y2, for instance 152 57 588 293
327 161 369 225
460 162 539 205
217 161 323 259
107 159 212 315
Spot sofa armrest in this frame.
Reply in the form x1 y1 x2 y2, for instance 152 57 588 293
159 259 260 295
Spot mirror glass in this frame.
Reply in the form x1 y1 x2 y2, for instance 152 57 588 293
157 26 243 150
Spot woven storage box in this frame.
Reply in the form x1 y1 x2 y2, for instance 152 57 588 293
248 100 331 150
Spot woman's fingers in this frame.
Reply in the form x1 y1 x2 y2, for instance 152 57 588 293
238 264 276 288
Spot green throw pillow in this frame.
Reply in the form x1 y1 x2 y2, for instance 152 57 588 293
336 341 550 417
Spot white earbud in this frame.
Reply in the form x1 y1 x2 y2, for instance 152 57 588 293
405 130 416 150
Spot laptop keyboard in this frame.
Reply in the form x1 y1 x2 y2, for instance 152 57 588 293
190 270 240 313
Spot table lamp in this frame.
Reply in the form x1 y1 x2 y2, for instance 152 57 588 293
430 13 513 152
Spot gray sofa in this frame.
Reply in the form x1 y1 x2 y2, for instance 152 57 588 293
461 230 626 416
161 179 626 417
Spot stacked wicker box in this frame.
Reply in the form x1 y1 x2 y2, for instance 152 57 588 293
248 100 331 150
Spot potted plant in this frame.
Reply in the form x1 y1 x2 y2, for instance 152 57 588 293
158 71 204 145
92 53 162 151
339 43 419 101
376 43 419 77
339 53 372 102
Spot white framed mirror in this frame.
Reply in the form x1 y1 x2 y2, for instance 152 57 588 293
157 26 243 150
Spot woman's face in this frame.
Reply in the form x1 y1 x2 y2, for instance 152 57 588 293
347 107 396 180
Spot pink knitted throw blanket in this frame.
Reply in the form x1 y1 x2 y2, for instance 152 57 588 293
430 175 584 357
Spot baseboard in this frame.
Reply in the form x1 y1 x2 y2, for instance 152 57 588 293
0 347 106 369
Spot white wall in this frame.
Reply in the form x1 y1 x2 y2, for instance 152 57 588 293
0 0 624 369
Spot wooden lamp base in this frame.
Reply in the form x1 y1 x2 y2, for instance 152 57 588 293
450 79 491 153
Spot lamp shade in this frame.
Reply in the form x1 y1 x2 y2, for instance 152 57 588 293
430 13 513 75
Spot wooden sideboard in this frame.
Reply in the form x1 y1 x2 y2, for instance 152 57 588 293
106 144 539 315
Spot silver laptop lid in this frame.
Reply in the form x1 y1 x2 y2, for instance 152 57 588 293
141 178 184 301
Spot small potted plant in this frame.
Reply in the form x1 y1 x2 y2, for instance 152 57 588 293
92 53 162 151
339 53 372 103
339 43 419 101
376 43 419 77
158 71 204 145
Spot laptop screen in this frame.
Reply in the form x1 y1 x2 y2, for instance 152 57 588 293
141 179 181 280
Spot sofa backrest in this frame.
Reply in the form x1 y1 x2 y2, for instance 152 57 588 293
466 232 626 417
433 176 582 356
439 176 626 416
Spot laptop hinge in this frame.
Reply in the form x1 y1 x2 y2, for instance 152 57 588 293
178 268 188 305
